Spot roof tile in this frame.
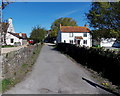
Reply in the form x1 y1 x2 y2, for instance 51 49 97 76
60 26 90 32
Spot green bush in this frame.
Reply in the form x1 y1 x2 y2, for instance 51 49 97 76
56 43 120 85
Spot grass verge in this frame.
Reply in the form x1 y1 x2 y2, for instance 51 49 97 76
2 45 14 48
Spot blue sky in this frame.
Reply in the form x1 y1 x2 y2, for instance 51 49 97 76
3 2 92 37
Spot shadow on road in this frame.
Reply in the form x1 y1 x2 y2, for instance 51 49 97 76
82 77 120 96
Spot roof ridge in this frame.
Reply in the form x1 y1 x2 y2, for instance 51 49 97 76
61 26 88 28
60 26 90 32
8 32 27 39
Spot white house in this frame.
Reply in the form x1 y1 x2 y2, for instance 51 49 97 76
57 25 92 47
2 18 27 46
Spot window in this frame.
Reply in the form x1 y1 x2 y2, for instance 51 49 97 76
69 40 73 44
69 33 73 37
83 40 87 44
11 39 14 43
83 33 87 37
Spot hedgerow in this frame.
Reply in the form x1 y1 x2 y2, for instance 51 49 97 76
56 43 120 85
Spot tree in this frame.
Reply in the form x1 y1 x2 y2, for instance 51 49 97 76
50 17 78 38
30 26 47 43
86 2 120 40
2 1 11 10
0 0 12 22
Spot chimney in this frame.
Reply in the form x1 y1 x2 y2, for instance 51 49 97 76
84 24 88 27
19 32 22 37
8 18 13 24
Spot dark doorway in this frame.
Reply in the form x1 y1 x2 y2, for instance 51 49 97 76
78 40 80 45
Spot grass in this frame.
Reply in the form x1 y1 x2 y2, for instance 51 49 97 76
0 80 2 92
2 45 14 48
111 49 120 51
2 79 15 92
22 64 28 68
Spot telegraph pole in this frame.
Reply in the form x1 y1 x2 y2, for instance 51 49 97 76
0 1 3 55
0 0 11 54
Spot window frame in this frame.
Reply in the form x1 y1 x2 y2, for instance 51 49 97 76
83 40 87 44
69 40 73 44
83 33 87 37
69 33 73 37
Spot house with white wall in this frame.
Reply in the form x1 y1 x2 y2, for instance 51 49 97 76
2 18 27 46
57 25 92 47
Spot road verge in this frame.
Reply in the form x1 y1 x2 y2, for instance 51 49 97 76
1 43 42 92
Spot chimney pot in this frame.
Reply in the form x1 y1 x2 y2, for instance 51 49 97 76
84 24 88 27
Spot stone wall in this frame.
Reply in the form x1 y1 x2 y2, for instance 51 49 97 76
1 43 41 82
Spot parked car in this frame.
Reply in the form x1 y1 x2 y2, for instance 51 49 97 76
112 40 120 48
44 39 49 43
28 40 34 45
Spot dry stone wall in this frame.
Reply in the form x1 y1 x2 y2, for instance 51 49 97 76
1 44 41 81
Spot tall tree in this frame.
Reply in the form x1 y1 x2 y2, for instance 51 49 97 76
30 26 46 43
86 2 120 40
2 0 11 10
0 0 12 21
50 17 78 38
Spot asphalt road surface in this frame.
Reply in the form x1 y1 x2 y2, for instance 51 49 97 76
4 43 110 94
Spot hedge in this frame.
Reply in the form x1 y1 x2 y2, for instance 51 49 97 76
56 43 120 86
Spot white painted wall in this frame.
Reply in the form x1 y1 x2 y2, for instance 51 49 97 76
57 31 92 47
5 18 25 46
100 38 116 47
6 33 22 45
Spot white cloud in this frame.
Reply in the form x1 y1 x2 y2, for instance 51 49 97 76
2 0 93 2
62 9 80 17
55 9 80 18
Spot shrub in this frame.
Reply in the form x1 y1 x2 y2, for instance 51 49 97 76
56 43 120 85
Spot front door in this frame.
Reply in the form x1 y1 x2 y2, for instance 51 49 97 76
78 40 80 45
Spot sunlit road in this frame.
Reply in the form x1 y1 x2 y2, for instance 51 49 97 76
5 43 110 94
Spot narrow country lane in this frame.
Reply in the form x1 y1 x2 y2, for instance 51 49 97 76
4 43 110 94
